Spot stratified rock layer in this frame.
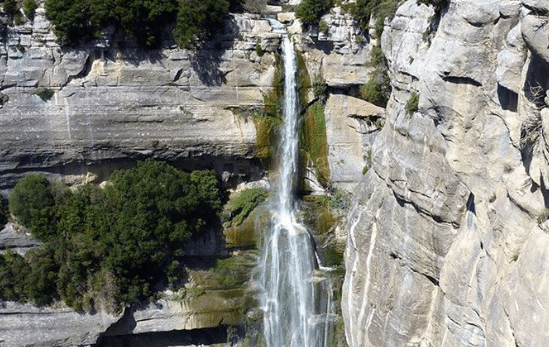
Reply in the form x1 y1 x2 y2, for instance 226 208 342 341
343 0 549 346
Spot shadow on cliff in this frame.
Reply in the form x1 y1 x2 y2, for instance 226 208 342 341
190 17 240 87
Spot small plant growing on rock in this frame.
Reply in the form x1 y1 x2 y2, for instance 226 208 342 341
255 39 264 57
406 92 419 115
34 88 55 101
23 0 37 20
537 208 549 225
319 20 329 35
312 73 327 100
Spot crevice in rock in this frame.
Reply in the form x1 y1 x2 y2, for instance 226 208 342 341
441 75 482 87
497 84 518 112
62 50 95 88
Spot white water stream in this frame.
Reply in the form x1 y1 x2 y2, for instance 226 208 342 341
258 35 333 347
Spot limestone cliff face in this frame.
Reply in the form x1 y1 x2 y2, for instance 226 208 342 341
0 4 372 346
343 0 549 346
0 5 375 193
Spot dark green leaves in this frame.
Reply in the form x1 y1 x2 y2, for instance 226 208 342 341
5 160 221 309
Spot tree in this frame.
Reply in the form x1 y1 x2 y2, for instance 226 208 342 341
173 0 229 48
9 174 57 240
295 0 333 26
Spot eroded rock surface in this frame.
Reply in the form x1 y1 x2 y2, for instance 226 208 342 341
343 0 549 346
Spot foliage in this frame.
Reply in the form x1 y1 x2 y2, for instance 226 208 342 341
9 174 57 240
45 0 228 48
172 0 229 48
0 250 29 302
254 55 283 161
22 0 37 20
225 188 268 226
255 39 264 57
5 160 222 309
360 67 391 108
319 20 329 34
538 208 549 225
312 73 327 100
348 0 400 37
303 102 330 186
295 0 333 26
2 0 18 17
406 92 419 115
34 88 55 101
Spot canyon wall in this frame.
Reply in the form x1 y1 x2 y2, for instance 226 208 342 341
0 3 371 346
342 0 549 346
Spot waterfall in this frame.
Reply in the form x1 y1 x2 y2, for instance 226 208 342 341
258 35 333 347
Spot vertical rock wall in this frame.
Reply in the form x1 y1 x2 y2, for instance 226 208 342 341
343 0 549 346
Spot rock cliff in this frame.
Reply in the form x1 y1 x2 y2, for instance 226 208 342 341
0 2 371 346
343 0 549 346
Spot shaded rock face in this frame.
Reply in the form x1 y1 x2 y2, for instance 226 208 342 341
343 0 549 346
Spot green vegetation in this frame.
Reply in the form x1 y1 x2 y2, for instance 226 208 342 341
254 55 283 161
224 188 268 226
33 88 55 101
44 0 230 47
173 0 229 48
2 0 18 17
303 102 330 186
9 174 57 240
406 92 419 115
2 160 221 311
319 20 329 35
312 73 327 100
538 208 549 225
295 0 333 26
22 0 37 20
347 0 400 108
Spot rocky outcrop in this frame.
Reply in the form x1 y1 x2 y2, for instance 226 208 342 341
0 301 120 347
343 0 549 346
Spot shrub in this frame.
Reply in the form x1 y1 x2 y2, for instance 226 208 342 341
406 92 419 115
319 20 329 34
9 174 57 239
34 88 55 101
360 69 391 108
348 0 400 37
312 73 327 100
295 0 333 26
4 160 223 310
45 0 179 47
22 0 37 20
3 0 18 17
172 0 229 48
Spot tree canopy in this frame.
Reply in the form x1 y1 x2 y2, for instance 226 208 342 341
44 0 230 47
3 160 221 311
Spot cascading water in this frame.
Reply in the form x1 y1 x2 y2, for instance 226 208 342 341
258 35 333 347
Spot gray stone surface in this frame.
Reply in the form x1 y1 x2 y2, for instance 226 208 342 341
343 0 549 346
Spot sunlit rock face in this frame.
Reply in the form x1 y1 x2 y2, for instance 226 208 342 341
0 4 371 346
343 0 549 346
